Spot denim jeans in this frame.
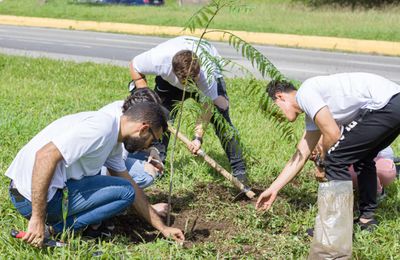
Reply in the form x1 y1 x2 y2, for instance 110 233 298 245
125 151 155 189
154 76 246 175
9 175 135 233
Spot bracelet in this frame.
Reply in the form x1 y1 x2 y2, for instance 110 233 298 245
193 136 203 144
133 75 146 82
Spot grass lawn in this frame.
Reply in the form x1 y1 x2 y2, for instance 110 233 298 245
0 54 399 258
0 0 399 42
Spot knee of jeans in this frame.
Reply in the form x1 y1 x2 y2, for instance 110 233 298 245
119 180 136 204
9 194 32 219
214 98 229 112
136 174 155 189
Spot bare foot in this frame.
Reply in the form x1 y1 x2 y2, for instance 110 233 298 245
152 203 168 217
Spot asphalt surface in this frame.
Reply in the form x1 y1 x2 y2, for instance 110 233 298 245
1 24 399 83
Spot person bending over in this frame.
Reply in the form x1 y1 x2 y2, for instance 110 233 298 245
100 88 168 216
256 73 400 258
6 102 184 247
128 36 247 183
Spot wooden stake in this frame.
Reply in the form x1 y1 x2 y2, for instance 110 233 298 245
168 126 256 199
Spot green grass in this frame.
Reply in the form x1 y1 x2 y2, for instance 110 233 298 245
0 0 399 41
0 54 399 258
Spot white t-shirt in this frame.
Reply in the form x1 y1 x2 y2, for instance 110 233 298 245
132 36 222 100
100 100 123 118
5 111 126 202
99 101 129 160
296 73 400 131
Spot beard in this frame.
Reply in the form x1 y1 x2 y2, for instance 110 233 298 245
123 136 148 153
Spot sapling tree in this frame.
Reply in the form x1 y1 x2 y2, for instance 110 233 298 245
166 0 297 224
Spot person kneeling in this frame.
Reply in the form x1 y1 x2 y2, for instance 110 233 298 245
6 102 184 247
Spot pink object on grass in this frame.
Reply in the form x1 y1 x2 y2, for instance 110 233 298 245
349 157 396 193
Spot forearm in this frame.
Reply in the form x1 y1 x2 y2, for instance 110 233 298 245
313 106 341 157
269 149 308 192
269 131 320 192
111 171 167 231
129 62 148 88
31 143 61 221
321 132 340 158
195 104 213 137
194 122 205 138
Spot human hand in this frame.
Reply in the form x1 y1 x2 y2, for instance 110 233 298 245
160 226 185 244
309 150 318 162
22 216 45 248
255 188 278 211
188 139 202 155
315 166 328 182
310 140 323 162
144 162 162 178
148 148 164 172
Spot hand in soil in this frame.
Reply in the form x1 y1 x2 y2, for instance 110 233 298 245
255 188 278 211
161 226 185 244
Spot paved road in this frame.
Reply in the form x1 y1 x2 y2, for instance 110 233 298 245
1 24 399 83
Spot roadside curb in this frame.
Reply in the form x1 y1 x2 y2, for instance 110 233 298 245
1 15 400 56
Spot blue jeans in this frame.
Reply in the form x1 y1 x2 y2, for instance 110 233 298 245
9 175 135 233
125 151 155 189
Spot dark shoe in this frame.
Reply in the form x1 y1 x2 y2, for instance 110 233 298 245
234 173 249 185
82 224 112 239
355 218 379 232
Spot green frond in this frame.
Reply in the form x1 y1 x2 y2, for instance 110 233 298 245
259 91 296 142
184 3 218 33
229 4 253 14
223 32 287 82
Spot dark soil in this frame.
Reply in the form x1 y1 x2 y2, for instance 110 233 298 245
112 182 258 246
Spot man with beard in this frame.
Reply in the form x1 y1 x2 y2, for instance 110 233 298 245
5 102 184 248
100 88 169 217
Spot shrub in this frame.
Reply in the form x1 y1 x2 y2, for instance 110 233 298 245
293 0 400 8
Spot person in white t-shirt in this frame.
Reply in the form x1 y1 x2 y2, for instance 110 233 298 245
100 88 169 216
6 102 184 247
255 73 400 258
129 36 247 183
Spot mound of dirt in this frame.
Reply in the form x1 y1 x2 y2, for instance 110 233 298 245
112 182 256 246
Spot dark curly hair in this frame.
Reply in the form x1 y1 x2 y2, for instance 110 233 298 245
122 88 162 113
123 102 168 133
266 80 297 100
